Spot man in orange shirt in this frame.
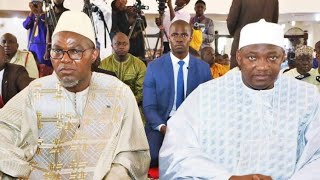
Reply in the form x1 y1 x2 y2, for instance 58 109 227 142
201 47 228 78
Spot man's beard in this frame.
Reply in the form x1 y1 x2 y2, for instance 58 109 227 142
59 77 79 88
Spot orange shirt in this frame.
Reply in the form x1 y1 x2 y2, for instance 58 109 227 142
210 63 229 78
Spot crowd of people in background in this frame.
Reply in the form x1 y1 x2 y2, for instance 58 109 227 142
0 0 320 179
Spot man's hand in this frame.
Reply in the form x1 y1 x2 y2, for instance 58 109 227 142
229 174 272 180
160 125 167 135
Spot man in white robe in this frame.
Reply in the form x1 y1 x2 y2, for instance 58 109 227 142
0 11 150 179
160 19 320 180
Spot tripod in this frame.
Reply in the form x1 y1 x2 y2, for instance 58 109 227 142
152 13 169 59
128 11 151 60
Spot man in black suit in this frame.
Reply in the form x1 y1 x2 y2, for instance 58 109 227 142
0 45 33 108
227 0 279 68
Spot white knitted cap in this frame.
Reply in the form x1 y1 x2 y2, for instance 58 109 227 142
52 11 96 47
239 19 284 49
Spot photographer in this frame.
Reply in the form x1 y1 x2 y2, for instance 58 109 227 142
23 0 47 71
190 0 214 50
111 0 147 59
156 0 190 54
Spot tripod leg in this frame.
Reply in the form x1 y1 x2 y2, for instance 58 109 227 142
152 32 162 59
128 19 137 39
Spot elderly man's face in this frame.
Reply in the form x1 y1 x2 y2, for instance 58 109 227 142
295 54 312 75
236 44 285 90
51 32 98 92
0 34 18 60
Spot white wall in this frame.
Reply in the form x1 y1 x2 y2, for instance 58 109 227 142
1 0 320 14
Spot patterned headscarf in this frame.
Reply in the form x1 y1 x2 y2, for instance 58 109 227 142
295 45 313 57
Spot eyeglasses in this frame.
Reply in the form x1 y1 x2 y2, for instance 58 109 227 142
50 48 94 60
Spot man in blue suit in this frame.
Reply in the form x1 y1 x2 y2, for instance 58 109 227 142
143 20 212 168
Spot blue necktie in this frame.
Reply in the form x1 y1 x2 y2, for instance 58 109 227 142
176 61 185 109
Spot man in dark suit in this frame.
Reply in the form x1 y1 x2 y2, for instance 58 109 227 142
0 45 33 108
143 20 212 168
227 0 279 68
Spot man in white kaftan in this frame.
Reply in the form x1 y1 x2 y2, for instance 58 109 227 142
0 11 150 179
160 19 320 180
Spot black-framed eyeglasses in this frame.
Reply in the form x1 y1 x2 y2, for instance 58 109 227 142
50 48 94 60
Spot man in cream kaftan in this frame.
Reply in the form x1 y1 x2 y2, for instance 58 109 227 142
0 72 150 179
0 11 150 180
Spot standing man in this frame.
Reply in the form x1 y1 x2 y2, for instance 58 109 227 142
23 0 48 70
143 20 212 168
158 0 191 54
99 32 146 105
227 0 279 69
111 0 147 59
0 45 33 108
0 33 39 78
0 11 150 179
160 19 320 180
190 0 214 50
43 0 69 76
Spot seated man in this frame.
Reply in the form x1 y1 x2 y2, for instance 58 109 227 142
201 46 228 78
0 33 39 78
99 32 146 105
0 45 33 108
0 11 150 179
284 45 313 81
160 19 320 180
143 20 212 169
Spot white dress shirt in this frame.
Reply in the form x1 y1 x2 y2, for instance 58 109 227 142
157 53 190 131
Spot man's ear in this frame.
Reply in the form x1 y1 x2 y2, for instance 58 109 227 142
236 50 241 68
91 49 99 63
282 50 286 63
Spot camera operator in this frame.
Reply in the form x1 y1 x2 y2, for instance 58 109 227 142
41 0 69 77
190 0 214 50
23 0 47 75
111 0 147 59
156 0 190 54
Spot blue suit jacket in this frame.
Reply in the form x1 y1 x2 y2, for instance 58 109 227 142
143 53 212 132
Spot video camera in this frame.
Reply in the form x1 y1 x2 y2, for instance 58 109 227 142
193 22 205 29
133 0 149 11
156 0 166 15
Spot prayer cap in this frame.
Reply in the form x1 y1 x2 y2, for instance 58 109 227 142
295 45 313 57
52 11 96 47
239 19 284 49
